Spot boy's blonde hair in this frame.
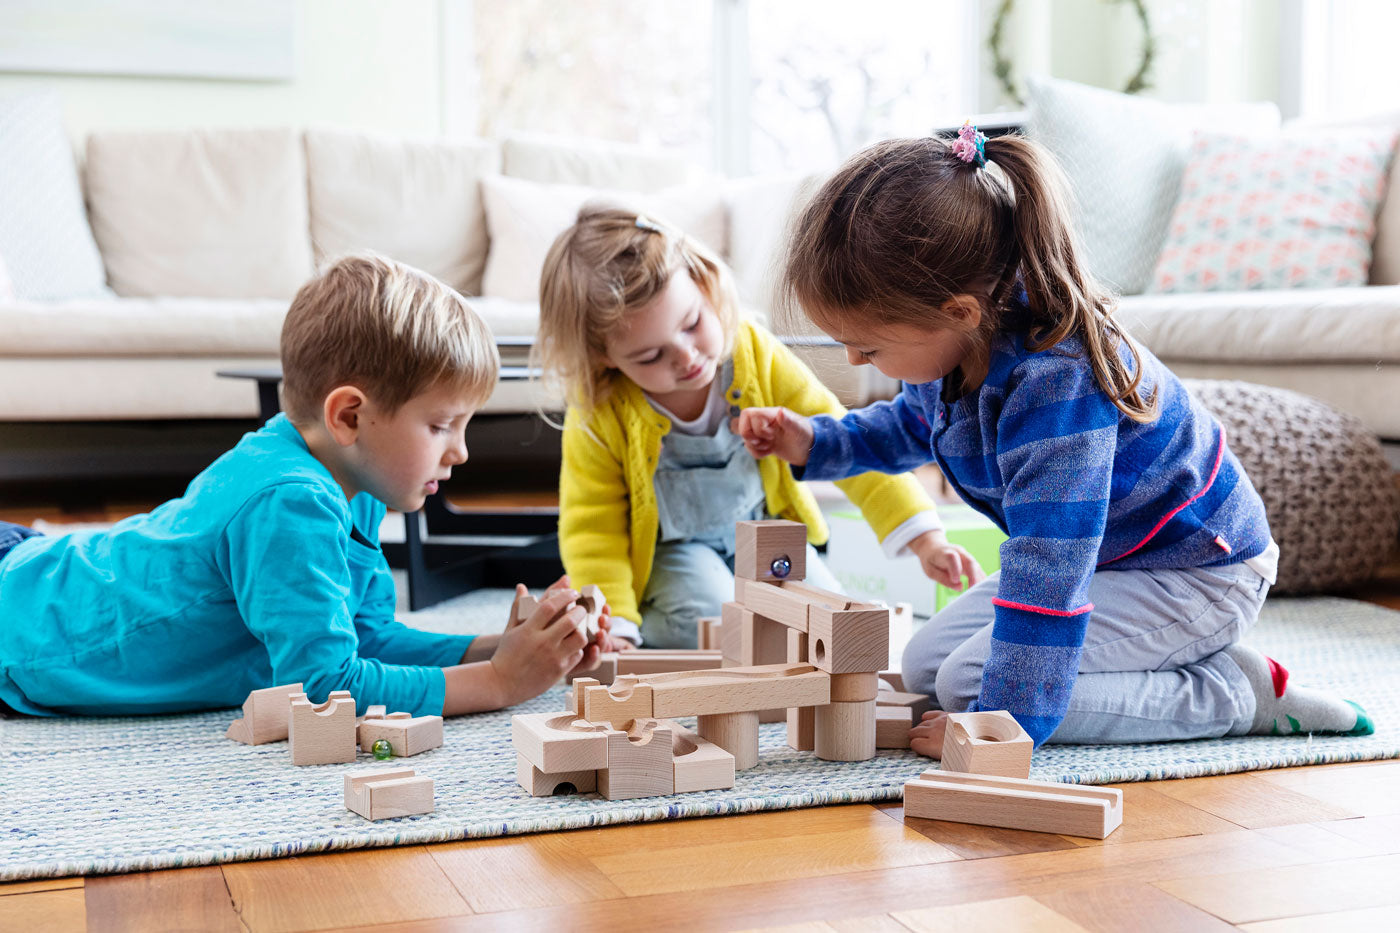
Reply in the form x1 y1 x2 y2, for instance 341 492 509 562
534 204 740 413
281 254 499 423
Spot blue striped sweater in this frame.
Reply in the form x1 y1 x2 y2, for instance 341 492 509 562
804 324 1271 745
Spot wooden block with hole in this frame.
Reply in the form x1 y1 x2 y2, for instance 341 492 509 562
941 710 1033 778
734 519 807 582
667 720 737 791
357 713 444 757
511 710 611 772
877 690 931 722
225 682 304 744
598 719 674 799
577 584 605 639
344 768 434 820
288 691 357 765
808 604 890 674
903 770 1122 838
515 753 597 797
876 705 914 748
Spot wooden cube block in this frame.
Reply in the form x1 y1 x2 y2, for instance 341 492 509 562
940 710 1033 779
734 519 807 582
511 711 611 773
515 753 597 797
288 691 357 765
344 768 434 821
903 770 1122 839
598 720 674 800
357 714 444 757
809 605 889 674
225 682 304 745
876 705 914 749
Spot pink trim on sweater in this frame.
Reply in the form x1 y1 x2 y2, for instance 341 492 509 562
992 597 1094 617
1100 428 1226 566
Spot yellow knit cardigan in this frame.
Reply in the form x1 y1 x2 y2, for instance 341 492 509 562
558 318 935 624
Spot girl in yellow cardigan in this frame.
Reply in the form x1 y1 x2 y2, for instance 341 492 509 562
534 206 983 647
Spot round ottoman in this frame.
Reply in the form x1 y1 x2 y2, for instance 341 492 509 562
1185 379 1400 594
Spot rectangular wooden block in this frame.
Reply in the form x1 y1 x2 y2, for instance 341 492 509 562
568 654 618 686
808 604 889 674
720 601 747 664
740 609 790 667
582 682 655 728
735 578 811 632
785 627 814 749
511 711 610 772
903 770 1122 839
877 690 932 722
734 519 807 582
666 720 736 792
941 710 1033 779
697 616 722 650
357 714 444 757
515 753 597 796
647 664 832 718
344 768 434 821
598 720 674 800
225 682 304 745
616 649 724 677
880 671 907 692
288 691 357 766
876 704 914 749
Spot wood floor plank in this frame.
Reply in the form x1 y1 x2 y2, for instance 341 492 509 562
0 888 86 931
221 847 470 932
1148 771 1359 828
1065 782 1240 846
892 895 1088 931
877 802 1081 859
1315 813 1400 854
1154 852 1400 924
1251 821 1384 861
0 877 84 897
84 866 241 933
587 805 959 896
1253 759 1400 817
1033 880 1235 932
1239 904 1400 931
428 833 625 913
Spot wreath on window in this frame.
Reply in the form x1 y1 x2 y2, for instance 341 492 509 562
988 0 1156 105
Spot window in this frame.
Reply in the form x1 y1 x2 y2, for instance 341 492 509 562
1295 0 1400 119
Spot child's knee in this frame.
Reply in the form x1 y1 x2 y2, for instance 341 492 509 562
933 656 979 714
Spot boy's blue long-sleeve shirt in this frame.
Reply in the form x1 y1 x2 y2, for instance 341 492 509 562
0 415 475 717
803 327 1270 745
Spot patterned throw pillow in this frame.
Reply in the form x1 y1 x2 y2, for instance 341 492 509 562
1150 130 1398 292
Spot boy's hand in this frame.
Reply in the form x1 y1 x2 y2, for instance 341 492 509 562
909 530 985 591
489 588 589 706
733 407 814 466
909 710 949 759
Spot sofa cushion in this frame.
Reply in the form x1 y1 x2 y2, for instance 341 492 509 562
502 132 699 191
85 128 313 299
305 129 498 295
479 174 728 303
1026 76 1280 295
0 297 285 356
0 91 110 300
1116 286 1400 363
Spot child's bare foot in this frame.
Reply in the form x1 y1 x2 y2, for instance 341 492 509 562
909 709 949 759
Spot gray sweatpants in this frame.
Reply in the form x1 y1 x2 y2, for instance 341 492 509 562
901 563 1270 743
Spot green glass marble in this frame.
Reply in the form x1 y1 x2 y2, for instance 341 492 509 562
371 739 394 760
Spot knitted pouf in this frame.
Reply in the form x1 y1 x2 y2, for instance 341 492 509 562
1185 379 1400 594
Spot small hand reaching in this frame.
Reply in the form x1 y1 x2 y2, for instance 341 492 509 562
732 407 814 466
909 709 949 759
908 530 986 591
490 587 590 706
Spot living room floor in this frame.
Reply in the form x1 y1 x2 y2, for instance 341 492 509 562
2 492 1398 932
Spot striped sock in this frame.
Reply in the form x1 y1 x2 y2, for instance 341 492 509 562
1225 645 1373 736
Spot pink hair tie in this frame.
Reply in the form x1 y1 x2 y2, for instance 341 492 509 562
952 120 988 167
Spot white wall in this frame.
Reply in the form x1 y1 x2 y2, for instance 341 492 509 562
0 0 446 143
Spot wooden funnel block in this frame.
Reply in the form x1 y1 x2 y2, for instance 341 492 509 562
941 710 1033 779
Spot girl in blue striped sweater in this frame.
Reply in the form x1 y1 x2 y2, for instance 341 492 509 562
737 126 1372 752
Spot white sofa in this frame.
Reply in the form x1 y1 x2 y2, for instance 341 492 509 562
1 122 1396 442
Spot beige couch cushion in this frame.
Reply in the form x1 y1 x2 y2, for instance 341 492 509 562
85 128 313 299
305 130 498 295
479 174 728 302
0 297 285 355
1117 287 1400 363
723 172 823 318
502 133 699 191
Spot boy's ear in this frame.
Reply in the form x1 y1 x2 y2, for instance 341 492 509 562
940 294 983 331
323 385 367 447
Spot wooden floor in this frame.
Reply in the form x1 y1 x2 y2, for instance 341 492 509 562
3 500 1398 931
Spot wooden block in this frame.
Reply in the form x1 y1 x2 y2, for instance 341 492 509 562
357 714 444 757
903 770 1123 839
808 604 889 674
510 591 538 627
567 654 618 686
876 704 914 749
568 677 600 715
879 670 907 693
581 681 655 729
288 691 357 765
615 649 724 677
344 768 434 820
734 519 807 582
645 663 831 718
598 719 674 800
515 753 597 796
578 584 605 639
785 627 814 750
735 578 811 632
779 579 854 608
786 626 807 664
224 682 304 745
941 710 1033 779
511 711 610 772
696 710 760 771
740 609 790 667
877 690 931 722
829 672 880 702
814 699 877 762
697 616 721 650
668 720 737 791
719 601 747 664
361 705 387 722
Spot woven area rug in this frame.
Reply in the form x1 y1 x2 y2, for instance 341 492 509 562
2 593 1396 881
